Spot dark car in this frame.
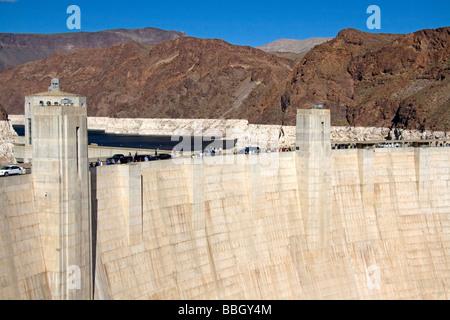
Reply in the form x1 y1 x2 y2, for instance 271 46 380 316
156 153 172 160
107 154 133 164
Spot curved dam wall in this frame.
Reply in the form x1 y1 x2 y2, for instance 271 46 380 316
88 147 449 300
1 147 449 299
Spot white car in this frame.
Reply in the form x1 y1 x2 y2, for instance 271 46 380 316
0 165 24 177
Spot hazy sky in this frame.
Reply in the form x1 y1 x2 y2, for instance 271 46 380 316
0 0 448 46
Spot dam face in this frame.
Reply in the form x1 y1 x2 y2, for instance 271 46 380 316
1 110 449 299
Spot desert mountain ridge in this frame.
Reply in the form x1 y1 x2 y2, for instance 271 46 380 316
256 37 333 53
281 27 450 130
0 26 187 73
0 37 295 124
0 26 449 131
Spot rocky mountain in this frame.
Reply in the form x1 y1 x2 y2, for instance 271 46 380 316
0 37 295 124
0 103 6 121
257 37 333 53
0 27 448 131
267 51 309 64
281 27 450 130
0 27 186 73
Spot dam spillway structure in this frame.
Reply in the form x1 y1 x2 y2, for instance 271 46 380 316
23 79 92 300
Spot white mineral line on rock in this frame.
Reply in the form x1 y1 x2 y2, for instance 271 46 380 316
0 120 19 164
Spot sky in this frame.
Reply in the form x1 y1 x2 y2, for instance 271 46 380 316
0 0 448 47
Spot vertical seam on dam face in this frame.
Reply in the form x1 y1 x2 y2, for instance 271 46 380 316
59 114 66 299
90 169 97 299
205 201 221 300
141 174 144 237
194 161 222 299
0 192 20 299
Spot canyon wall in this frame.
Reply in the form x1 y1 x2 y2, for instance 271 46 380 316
0 120 19 165
85 117 450 148
8 115 448 151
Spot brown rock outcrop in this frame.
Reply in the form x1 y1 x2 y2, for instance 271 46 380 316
0 27 186 73
0 38 295 124
282 27 450 130
256 37 333 53
0 27 448 131
0 103 6 121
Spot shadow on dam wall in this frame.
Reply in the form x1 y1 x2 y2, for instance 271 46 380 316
90 168 99 300
1 143 450 299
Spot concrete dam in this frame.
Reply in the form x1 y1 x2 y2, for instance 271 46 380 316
1 84 449 300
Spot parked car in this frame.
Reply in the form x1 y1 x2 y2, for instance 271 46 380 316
107 154 133 164
0 165 24 177
156 153 172 160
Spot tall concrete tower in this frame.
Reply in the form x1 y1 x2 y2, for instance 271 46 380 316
295 108 332 257
26 79 92 300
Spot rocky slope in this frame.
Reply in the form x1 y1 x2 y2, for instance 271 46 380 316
257 37 333 53
0 27 448 131
0 103 17 164
0 27 186 73
0 37 295 124
0 111 18 165
0 103 6 121
268 51 309 64
281 27 450 130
